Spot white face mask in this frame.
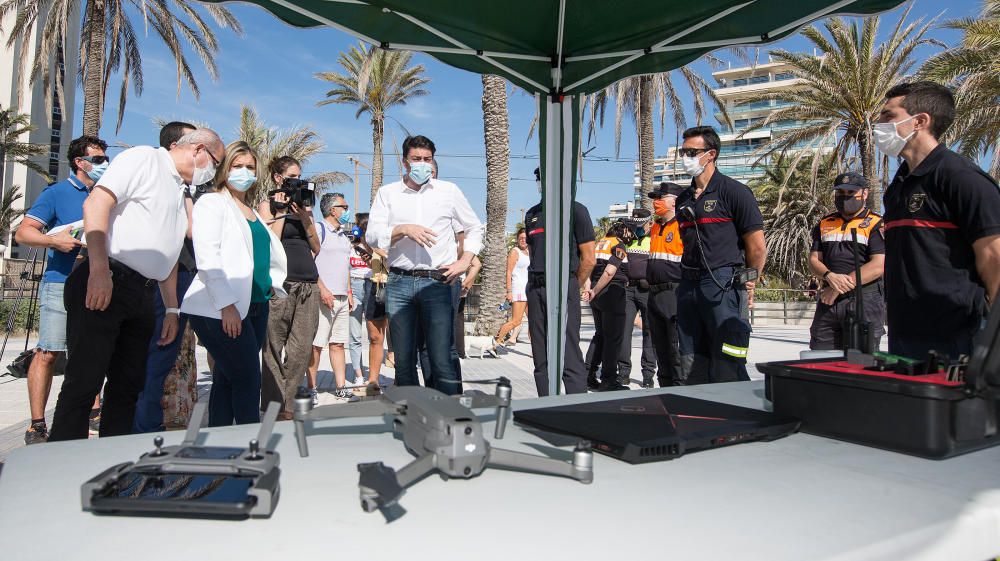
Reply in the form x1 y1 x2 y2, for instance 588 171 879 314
192 148 217 186
873 116 916 158
681 154 706 178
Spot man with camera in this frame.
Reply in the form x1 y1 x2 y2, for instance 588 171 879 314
14 135 109 444
257 156 321 419
366 135 483 396
674 126 765 385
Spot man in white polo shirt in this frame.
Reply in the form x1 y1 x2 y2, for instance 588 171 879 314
49 128 225 441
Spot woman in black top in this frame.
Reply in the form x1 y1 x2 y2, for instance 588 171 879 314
584 221 634 392
256 156 322 419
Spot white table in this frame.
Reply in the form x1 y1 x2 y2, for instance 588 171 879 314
2 381 999 561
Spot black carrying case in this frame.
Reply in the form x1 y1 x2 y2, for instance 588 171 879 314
758 303 1000 459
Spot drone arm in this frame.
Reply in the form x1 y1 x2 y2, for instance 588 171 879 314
487 446 594 484
394 453 436 488
293 399 399 458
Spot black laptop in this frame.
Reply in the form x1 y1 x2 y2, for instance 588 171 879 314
513 393 800 464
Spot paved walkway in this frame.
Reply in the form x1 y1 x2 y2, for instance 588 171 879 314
0 320 813 461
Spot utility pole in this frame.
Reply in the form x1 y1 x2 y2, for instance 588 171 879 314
346 156 371 212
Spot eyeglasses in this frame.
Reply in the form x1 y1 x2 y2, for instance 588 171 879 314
79 155 109 165
334 205 349 210
202 147 221 168
678 148 710 158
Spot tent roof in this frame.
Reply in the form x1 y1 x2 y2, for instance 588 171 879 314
217 0 907 95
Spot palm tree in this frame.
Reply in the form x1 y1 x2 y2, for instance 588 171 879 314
738 7 941 208
593 216 614 240
0 185 26 244
586 52 744 209
473 74 510 338
919 0 1000 178
0 0 243 135
315 43 430 202
0 107 49 185
750 154 836 285
234 105 350 206
0 107 42 248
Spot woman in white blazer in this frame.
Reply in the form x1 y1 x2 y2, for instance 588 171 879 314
182 141 288 426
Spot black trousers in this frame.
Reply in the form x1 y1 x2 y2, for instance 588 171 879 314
49 260 156 441
526 276 587 396
620 285 657 382
592 283 628 386
809 287 885 350
646 285 681 386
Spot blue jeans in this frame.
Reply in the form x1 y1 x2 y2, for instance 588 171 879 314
133 270 195 433
417 282 462 387
387 273 461 395
349 277 369 379
188 302 269 427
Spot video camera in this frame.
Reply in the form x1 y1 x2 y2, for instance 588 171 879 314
269 177 316 212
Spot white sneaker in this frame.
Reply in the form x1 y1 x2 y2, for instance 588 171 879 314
309 388 319 407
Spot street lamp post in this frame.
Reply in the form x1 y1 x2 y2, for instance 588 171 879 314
346 156 371 213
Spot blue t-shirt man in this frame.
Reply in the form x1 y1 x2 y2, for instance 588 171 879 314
24 176 89 283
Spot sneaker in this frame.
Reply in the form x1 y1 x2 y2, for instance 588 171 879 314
309 388 319 407
640 381 655 389
597 380 629 392
88 411 101 435
333 387 359 402
586 375 601 391
24 422 48 445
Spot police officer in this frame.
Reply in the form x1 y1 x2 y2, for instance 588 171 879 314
674 126 765 384
582 208 657 388
621 208 658 387
877 81 1000 359
807 172 885 350
525 168 597 396
646 182 685 386
583 221 633 392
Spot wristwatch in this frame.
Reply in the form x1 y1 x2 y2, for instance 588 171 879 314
165 308 181 316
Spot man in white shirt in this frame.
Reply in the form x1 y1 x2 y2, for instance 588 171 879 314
366 135 483 395
49 128 225 441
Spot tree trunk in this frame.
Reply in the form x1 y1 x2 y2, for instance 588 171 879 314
370 115 384 204
81 0 106 136
473 74 510 338
857 127 878 212
638 75 655 211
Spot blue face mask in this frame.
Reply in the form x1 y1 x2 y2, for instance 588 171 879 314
228 168 256 192
408 161 433 185
338 209 353 225
86 162 109 182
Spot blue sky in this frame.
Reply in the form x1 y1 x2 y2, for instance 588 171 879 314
79 0 982 228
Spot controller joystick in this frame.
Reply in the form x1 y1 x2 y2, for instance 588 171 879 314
247 439 261 461
151 436 166 457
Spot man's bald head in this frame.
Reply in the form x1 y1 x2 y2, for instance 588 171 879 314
170 128 225 185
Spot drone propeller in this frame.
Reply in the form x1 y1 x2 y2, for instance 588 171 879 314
463 376 511 385
357 461 406 521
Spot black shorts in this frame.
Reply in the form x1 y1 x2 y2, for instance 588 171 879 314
365 281 387 321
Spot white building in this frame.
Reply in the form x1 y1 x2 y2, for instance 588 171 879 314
608 201 634 220
634 57 831 197
1 7 80 258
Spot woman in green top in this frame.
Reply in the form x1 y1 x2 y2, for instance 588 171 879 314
182 141 288 426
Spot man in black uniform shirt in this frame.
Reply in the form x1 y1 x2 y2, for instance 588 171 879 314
674 126 766 384
807 172 885 350
525 168 597 396
877 81 1000 358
